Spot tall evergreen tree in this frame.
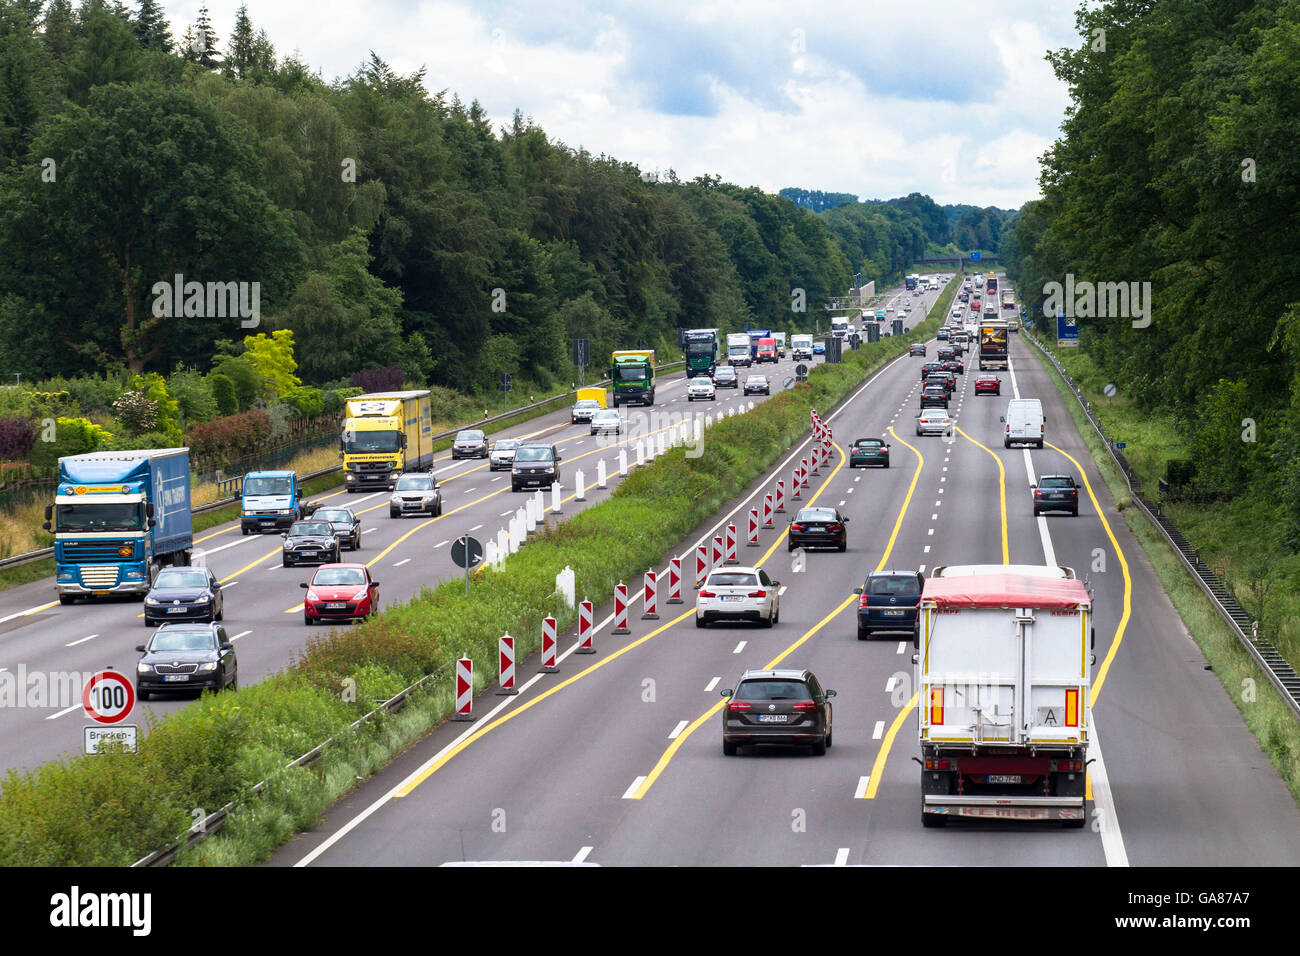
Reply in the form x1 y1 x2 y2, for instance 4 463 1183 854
192 4 218 69
133 0 170 52
225 3 252 78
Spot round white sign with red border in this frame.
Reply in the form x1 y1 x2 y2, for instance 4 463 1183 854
82 671 135 724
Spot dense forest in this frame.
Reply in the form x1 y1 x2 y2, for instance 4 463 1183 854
1001 0 1300 545
0 0 967 404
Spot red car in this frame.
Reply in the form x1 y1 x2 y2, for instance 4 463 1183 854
974 375 1002 395
300 563 380 625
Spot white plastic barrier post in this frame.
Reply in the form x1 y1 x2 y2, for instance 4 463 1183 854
574 469 586 500
534 489 545 521
483 540 497 569
497 634 518 696
498 527 509 563
636 440 646 468
598 458 608 488
618 449 628 476
551 481 562 515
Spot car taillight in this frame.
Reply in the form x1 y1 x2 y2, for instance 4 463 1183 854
748 590 767 598
699 589 716 598
1034 489 1042 498
792 702 817 712
827 523 843 532
728 701 751 712
859 594 870 608
791 523 806 531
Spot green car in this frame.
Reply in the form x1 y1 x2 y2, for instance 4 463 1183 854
850 438 890 468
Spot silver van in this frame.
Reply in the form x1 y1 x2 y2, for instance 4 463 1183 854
1001 398 1045 448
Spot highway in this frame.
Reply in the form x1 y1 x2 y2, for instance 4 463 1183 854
270 278 1300 867
0 292 942 775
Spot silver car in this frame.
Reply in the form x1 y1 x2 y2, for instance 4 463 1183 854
570 399 602 423
489 438 521 471
915 409 954 437
451 429 488 459
687 378 717 401
590 408 622 435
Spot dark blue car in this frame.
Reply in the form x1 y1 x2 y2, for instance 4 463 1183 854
853 570 924 640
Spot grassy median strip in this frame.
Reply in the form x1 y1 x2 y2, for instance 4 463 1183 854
0 295 948 867
1026 332 1300 807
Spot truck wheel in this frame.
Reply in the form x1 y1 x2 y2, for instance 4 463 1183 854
922 813 947 828
241 527 249 536
59 595 74 606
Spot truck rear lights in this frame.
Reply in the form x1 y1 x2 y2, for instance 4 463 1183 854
1053 760 1083 772
924 758 952 770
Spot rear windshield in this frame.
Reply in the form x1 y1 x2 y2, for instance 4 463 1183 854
707 573 758 587
868 574 919 595
1040 477 1075 488
796 509 836 521
735 680 812 702
855 439 883 447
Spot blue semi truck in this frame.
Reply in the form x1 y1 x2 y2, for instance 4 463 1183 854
43 449 194 604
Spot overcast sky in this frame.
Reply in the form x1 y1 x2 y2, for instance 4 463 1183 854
166 1 1082 210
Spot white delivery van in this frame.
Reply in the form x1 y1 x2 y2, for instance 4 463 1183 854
1002 398 1045 449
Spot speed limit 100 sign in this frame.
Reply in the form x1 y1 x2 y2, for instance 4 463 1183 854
82 671 135 724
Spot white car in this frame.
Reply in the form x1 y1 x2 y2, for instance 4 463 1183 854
589 408 623 435
687 378 717 401
915 409 954 436
696 567 781 628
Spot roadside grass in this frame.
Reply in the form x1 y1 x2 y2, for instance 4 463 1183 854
1028 332 1300 807
0 291 950 866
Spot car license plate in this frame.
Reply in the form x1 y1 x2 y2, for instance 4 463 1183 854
721 595 743 602
988 774 1022 784
167 607 187 614
757 714 788 723
883 609 906 616
325 603 346 609
164 675 188 682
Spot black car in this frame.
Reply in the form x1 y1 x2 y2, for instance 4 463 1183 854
854 569 924 640
849 438 890 468
281 520 342 567
920 362 946 382
512 442 561 492
144 566 224 626
787 506 848 552
312 507 362 550
925 370 957 393
713 366 739 388
743 374 771 395
135 623 237 700
909 344 926 357
920 386 949 409
389 472 442 517
936 328 949 341
720 669 835 756
1033 474 1080 516
451 429 489 459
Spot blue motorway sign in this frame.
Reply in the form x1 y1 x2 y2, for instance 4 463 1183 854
1115 442 1127 449
970 251 981 261
1057 313 1079 348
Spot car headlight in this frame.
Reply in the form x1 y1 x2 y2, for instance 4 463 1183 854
145 596 160 605
307 590 319 602
390 494 401 503
283 540 294 550
195 594 210 603
198 662 219 672
137 662 152 674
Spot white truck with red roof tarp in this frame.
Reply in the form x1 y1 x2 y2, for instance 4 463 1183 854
915 565 1096 828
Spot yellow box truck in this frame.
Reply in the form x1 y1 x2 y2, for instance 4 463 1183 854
341 391 433 492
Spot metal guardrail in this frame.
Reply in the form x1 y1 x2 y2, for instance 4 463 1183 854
0 363 687 574
1021 329 1300 720
132 663 451 867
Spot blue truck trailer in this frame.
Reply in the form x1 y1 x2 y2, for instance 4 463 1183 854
240 469 308 534
43 449 193 604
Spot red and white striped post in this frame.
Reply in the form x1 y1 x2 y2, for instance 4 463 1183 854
576 599 595 654
800 458 810 487
666 557 684 604
792 465 802 499
810 444 822 475
497 633 518 696
612 582 631 635
642 570 659 619
762 493 774 529
711 535 724 571
725 524 738 564
695 544 709 588
747 507 760 546
539 616 558 673
453 657 474 720
775 479 786 513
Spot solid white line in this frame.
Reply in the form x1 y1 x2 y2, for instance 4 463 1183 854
853 776 870 799
0 602 57 625
393 558 411 567
733 641 746 654
65 633 98 647
622 776 647 800
229 630 252 642
668 720 689 739
872 720 885 739
834 847 850 866
46 703 79 720
572 845 594 864
705 676 720 692
1089 718 1129 866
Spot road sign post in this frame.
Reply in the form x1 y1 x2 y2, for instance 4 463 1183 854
451 534 484 596
82 671 134 726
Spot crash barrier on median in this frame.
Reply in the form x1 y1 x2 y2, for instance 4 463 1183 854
1020 329 1300 721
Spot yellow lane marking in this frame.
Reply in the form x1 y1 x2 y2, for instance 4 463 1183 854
1045 441 1131 707
864 694 918 798
955 425 1009 563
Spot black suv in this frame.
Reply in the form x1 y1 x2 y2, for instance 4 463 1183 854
1033 474 1080 516
512 442 561 492
720 668 836 756
920 385 949 409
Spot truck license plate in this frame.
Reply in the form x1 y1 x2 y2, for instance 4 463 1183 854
988 774 1022 784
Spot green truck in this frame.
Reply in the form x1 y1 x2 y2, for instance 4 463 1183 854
611 350 656 406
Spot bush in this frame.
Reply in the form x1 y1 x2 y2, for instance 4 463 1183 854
130 373 181 443
39 373 128 419
106 430 177 452
209 374 237 417
28 417 112 469
112 390 159 435
0 417 35 461
266 401 293 439
349 366 404 393
168 367 218 426
210 356 261 411
281 386 323 419
185 410 272 465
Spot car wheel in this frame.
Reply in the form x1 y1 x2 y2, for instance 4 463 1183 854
282 559 291 568
389 508 399 518
227 674 238 692
304 614 312 625
208 608 217 623
1071 507 1078 516
838 540 846 552
1033 507 1040 517
436 502 443 517
59 594 75 606
762 609 774 628
137 687 149 702
241 527 248 536
723 740 738 756
826 728 833 748
1003 439 1011 448
811 736 827 756
695 616 705 628
884 461 890 468
857 624 870 640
